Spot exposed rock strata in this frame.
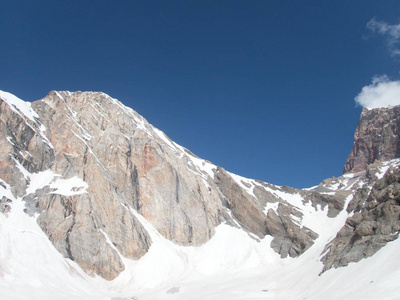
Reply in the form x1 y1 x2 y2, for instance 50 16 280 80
266 204 318 258
318 105 400 272
344 106 400 173
321 167 400 272
0 90 353 279
214 168 268 237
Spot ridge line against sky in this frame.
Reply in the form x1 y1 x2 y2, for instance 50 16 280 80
0 1 399 188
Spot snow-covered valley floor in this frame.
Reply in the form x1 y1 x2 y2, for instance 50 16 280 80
1 193 400 300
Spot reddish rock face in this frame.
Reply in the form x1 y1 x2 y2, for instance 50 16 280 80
344 106 400 174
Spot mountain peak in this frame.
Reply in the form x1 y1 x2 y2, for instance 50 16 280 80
1 90 400 299
344 105 400 173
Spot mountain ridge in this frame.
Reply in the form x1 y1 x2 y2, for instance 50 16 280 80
1 90 400 299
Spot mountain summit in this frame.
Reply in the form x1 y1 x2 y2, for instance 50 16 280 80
1 90 400 299
344 106 400 173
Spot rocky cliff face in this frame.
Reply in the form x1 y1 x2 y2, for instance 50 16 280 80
320 160 400 272
2 90 400 299
1 89 400 283
344 106 400 173
319 104 400 272
0 90 337 280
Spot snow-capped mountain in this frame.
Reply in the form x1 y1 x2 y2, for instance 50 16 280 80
1 90 399 300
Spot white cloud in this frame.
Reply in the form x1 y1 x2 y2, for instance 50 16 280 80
367 18 400 57
355 75 400 108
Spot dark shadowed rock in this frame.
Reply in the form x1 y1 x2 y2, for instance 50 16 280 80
266 203 318 258
321 167 400 272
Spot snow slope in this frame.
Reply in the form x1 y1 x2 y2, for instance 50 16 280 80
1 183 400 300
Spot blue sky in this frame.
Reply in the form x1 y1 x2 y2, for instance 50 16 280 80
1 1 400 188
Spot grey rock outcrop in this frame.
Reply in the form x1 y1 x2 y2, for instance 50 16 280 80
214 167 268 237
344 106 400 173
321 166 400 272
319 105 400 272
266 203 318 258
